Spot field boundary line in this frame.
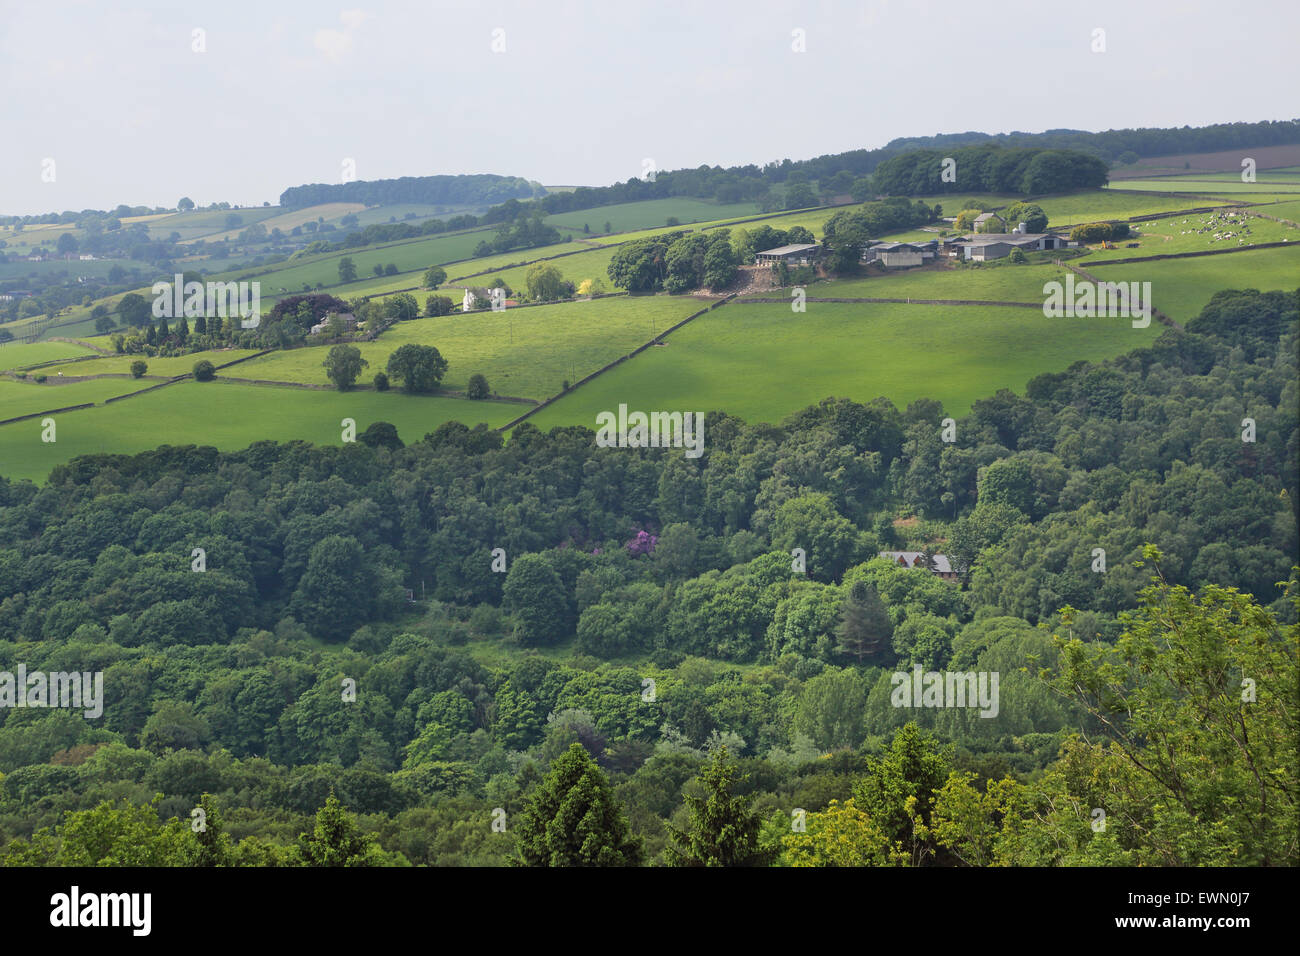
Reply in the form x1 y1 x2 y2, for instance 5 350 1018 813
1059 261 1181 331
1083 240 1298 267
3 354 104 373
445 244 630 286
1243 209 1300 229
50 336 113 354
0 402 96 426
497 294 737 432
734 296 1043 308
103 377 189 403
213 349 274 370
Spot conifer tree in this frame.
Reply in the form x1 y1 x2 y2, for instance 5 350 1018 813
513 743 642 866
836 580 893 663
296 790 377 867
665 746 766 867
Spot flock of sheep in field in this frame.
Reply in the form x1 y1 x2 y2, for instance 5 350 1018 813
1179 210 1257 244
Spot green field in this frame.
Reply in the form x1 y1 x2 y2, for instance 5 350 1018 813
608 205 843 246
1088 246 1300 322
1038 191 1229 225
37 348 263 378
775 261 1066 302
0 340 97 370
197 204 368 243
523 300 1164 431
144 206 284 241
1106 179 1300 199
0 380 517 484
0 257 154 281
0 377 149 420
545 198 762 234
347 204 466 228
234 295 702 399
1259 199 1300 223
442 241 594 283
1079 210 1297 262
221 230 496 294
475 246 622 295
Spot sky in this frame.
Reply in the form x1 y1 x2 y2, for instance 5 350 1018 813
2 0 1298 216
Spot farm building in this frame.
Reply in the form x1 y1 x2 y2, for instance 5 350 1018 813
879 551 960 583
973 212 1006 233
462 287 510 311
754 243 823 266
309 312 357 335
944 232 1072 261
863 239 938 268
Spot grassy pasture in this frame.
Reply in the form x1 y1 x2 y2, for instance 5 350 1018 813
0 340 97 369
1104 178 1300 198
144 206 283 240
779 261 1067 302
441 241 593 283
0 377 149 420
523 300 1164 431
474 246 622 295
1079 210 1296 262
197 203 368 243
234 295 701 400
1258 199 1300 223
38 348 263 378
0 257 154 281
0 223 80 251
347 204 459 227
0 380 516 484
1087 246 1300 323
545 198 761 235
1038 191 1229 225
225 230 496 294
607 206 845 245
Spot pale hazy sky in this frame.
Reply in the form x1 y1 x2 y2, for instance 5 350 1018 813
3 0 1297 216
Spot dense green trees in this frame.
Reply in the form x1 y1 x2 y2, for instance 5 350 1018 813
0 287 1292 866
871 146 1108 196
822 198 939 271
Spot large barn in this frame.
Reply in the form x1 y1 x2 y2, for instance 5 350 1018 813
754 243 823 266
943 232 1072 261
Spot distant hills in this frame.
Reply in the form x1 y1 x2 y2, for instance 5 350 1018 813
278 174 545 210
